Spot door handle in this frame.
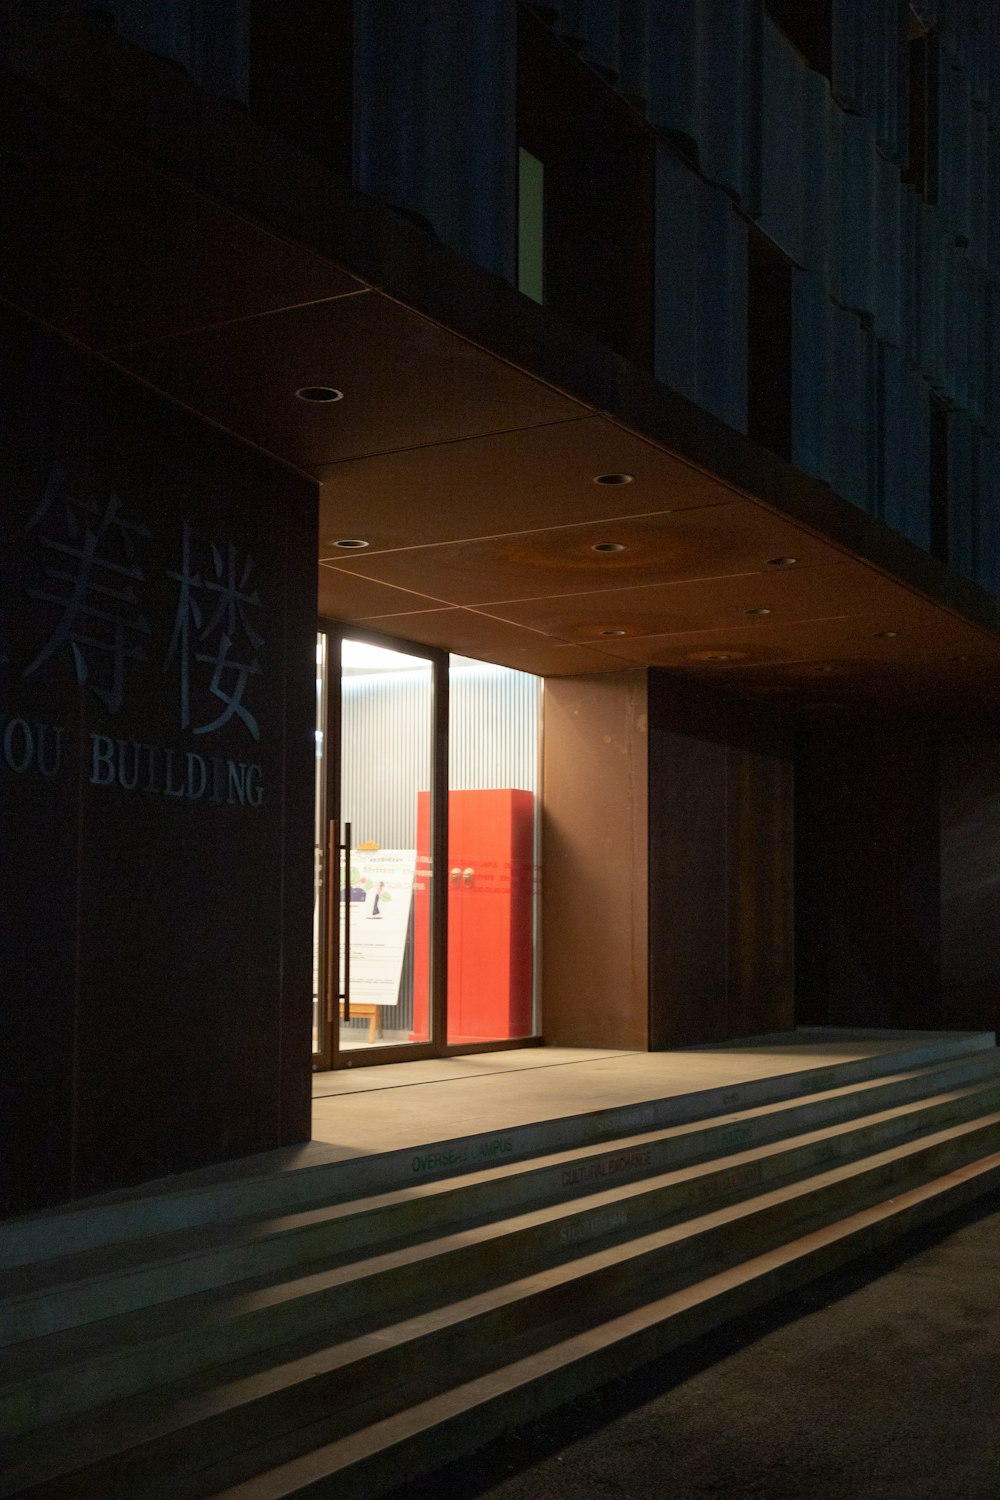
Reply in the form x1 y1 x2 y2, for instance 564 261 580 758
462 867 475 887
342 821 352 1022
325 819 338 1025
326 819 352 1024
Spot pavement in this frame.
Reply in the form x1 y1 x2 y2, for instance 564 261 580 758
388 1189 1000 1500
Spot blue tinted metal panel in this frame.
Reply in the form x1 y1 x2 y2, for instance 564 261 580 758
875 0 907 160
695 0 762 208
916 201 945 389
828 303 877 513
836 110 877 314
987 285 1000 432
558 0 621 74
791 270 834 483
973 431 1000 593
962 265 986 426
654 145 701 405
966 105 989 267
800 69 836 283
654 145 748 430
696 180 749 431
645 2 700 152
988 128 1000 277
937 63 969 244
759 16 808 265
114 0 250 100
617 0 652 106
353 0 516 281
873 151 903 346
901 187 923 367
948 411 978 581
879 341 930 545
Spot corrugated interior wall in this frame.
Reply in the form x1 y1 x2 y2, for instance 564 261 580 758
341 658 539 849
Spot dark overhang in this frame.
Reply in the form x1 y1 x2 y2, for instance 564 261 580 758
5 11 1000 725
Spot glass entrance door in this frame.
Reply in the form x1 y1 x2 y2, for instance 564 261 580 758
313 626 543 1070
313 628 442 1068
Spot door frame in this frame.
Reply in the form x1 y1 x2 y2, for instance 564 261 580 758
313 618 545 1070
314 619 448 1070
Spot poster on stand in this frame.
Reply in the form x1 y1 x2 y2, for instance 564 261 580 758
341 848 416 1007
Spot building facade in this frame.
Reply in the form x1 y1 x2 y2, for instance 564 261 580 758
4 0 1000 1217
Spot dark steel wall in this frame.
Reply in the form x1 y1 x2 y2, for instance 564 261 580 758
795 721 943 1031
647 676 795 1048
0 309 317 1216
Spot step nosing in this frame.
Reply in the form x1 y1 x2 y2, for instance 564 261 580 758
9 1135 1000 1494
5 1054 999 1302
5 1108 1000 1396
189 1150 1000 1499
2 1036 994 1271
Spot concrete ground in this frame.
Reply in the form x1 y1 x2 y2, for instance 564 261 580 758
387 1189 1000 1500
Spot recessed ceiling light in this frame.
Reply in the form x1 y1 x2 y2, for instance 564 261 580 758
687 649 748 662
767 556 798 568
593 473 634 486
873 630 899 638
296 386 344 403
330 538 370 550
591 541 626 554
745 607 772 616
600 629 628 637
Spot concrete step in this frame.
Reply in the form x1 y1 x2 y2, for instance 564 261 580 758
5 1104 1000 1488
3 1080 995 1392
1 1030 992 1274
199 1149 1000 1500
4 1050 999 1350
3 1107 1000 1493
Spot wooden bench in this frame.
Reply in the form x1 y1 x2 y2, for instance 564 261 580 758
339 1002 383 1044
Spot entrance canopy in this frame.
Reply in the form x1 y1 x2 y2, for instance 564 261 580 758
6 20 1000 723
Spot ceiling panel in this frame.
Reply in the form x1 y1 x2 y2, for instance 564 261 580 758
353 607 624 675
325 503 847 606
474 560 923 641
113 292 585 467
592 605 1000 670
318 564 449 621
315 415 737 553
0 89 361 349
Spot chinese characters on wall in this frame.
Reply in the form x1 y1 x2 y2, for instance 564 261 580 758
1 462 268 806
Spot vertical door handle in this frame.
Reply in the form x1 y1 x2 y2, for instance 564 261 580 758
342 821 352 1022
325 818 338 1025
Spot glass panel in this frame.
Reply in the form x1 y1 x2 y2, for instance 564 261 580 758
312 632 328 1056
517 146 545 304
447 656 542 1044
339 638 434 1051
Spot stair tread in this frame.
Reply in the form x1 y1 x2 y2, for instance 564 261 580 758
1 1034 994 1282
1 1116 1000 1416
4 1097 999 1394
4 1053 999 1314
6 1110 1000 1497
204 1147 1000 1500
